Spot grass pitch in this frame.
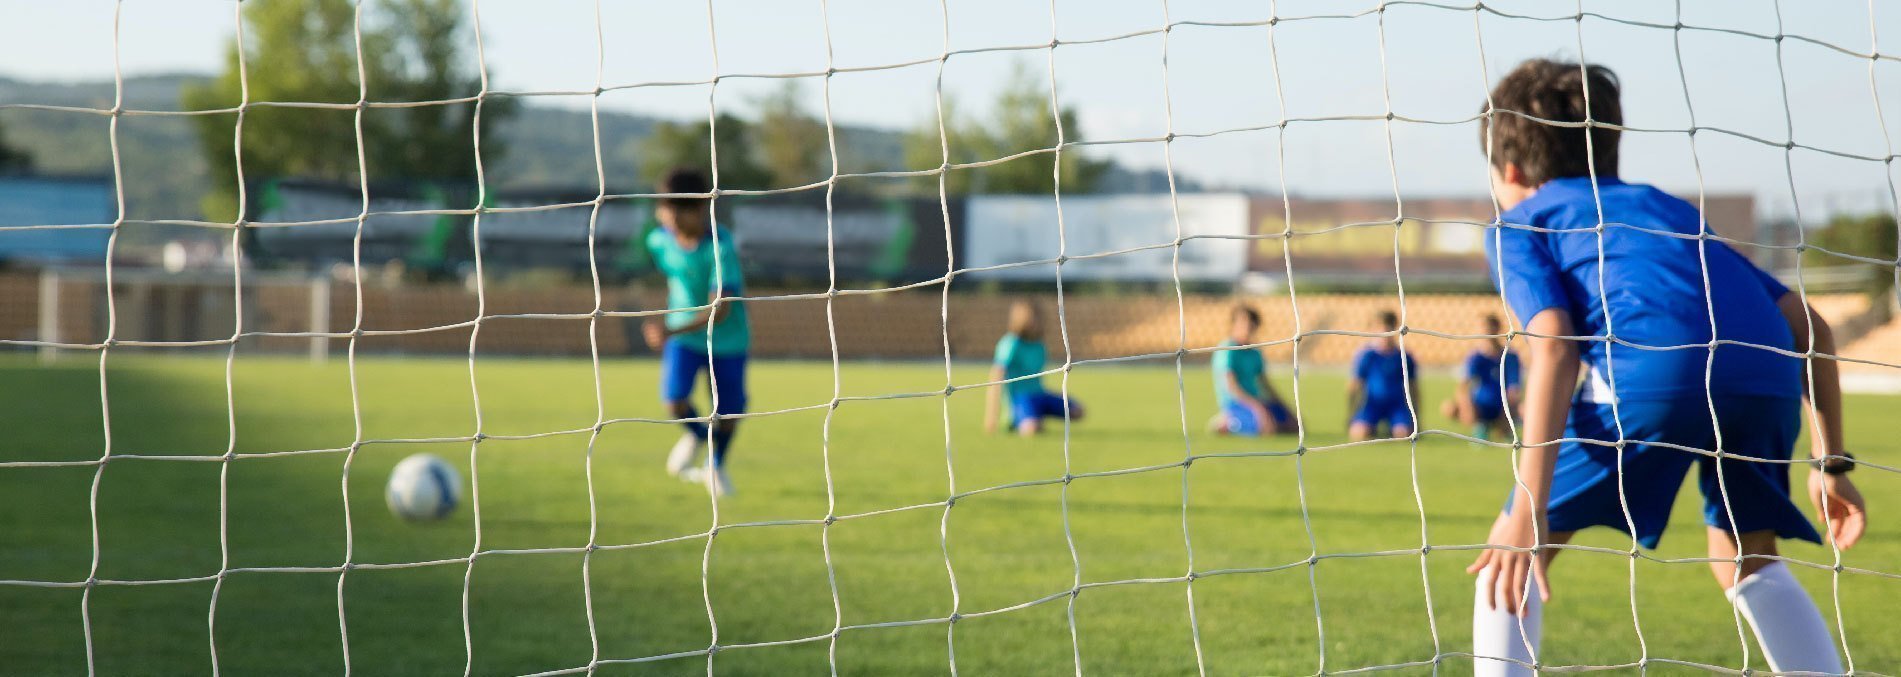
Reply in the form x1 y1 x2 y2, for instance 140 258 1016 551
1 353 1896 675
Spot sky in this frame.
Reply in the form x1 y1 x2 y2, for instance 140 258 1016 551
4 0 1901 222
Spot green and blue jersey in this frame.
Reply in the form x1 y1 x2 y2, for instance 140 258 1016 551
993 333 1047 399
1212 339 1267 406
647 226 750 356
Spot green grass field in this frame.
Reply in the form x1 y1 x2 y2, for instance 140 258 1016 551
1 353 1896 676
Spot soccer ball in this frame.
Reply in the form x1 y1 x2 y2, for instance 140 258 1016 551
385 453 462 521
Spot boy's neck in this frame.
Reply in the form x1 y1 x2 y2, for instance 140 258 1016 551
671 227 708 247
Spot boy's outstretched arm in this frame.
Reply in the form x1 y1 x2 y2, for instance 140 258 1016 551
983 365 1005 435
1344 375 1364 431
1453 376 1477 423
1408 368 1423 428
642 298 735 348
1778 292 1868 549
1468 307 1579 615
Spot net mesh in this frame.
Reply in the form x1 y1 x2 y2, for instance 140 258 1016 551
0 0 1896 675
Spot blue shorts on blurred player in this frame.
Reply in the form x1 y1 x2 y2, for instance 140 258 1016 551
1223 399 1294 436
1010 390 1081 430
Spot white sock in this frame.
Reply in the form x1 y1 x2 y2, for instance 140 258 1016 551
1726 562 1843 674
1472 568 1541 677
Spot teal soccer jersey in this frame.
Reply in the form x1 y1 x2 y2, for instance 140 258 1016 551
1212 340 1265 405
993 333 1046 398
647 226 750 355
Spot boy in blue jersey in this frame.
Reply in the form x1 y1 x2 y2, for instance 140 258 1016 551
1466 60 1866 676
1440 314 1521 441
1210 305 1294 436
1346 310 1420 441
983 301 1085 436
641 167 749 498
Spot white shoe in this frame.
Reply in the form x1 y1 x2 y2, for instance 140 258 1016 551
677 466 705 484
704 465 734 498
665 433 704 477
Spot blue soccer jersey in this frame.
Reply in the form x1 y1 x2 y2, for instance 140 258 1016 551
1462 349 1520 410
1351 344 1414 406
1485 177 1799 402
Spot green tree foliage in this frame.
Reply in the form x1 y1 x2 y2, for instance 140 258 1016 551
904 63 1108 194
0 117 32 174
1804 212 1899 294
751 81 829 188
182 0 512 222
638 113 770 191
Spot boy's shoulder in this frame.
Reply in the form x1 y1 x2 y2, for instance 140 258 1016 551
1505 177 1693 229
645 226 672 248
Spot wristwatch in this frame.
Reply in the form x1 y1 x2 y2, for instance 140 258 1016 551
1819 451 1856 475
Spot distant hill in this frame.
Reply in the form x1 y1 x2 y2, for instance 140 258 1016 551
0 73 1194 243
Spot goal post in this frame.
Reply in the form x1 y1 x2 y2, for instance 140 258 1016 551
29 266 334 363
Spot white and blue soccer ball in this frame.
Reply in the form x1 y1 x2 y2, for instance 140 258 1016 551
385 453 462 521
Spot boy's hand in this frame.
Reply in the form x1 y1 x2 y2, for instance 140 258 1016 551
1808 470 1867 550
642 319 668 350
1467 507 1551 616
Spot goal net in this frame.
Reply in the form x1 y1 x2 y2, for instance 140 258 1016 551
0 0 1896 675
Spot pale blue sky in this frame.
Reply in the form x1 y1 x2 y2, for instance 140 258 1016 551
4 0 1901 221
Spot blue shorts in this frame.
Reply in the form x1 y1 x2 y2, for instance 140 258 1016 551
659 340 748 415
1010 390 1078 428
1471 397 1505 423
1351 398 1414 431
1224 400 1293 436
1511 395 1820 549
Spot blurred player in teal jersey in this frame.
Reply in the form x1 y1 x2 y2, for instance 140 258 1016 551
984 301 1085 436
641 167 748 498
1209 304 1294 436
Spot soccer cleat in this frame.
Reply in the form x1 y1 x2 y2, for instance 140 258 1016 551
704 465 734 498
665 433 705 477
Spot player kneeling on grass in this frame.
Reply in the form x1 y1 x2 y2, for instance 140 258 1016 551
641 167 748 498
1467 59 1867 676
1346 310 1420 441
1440 314 1521 442
984 300 1084 436
1209 304 1295 436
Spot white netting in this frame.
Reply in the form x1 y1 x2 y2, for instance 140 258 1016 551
0 1 1896 675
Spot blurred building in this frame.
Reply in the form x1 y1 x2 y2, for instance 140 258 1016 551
0 175 114 265
1246 193 1756 288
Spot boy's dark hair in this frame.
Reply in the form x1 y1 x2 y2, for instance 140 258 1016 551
659 167 711 208
1232 304 1261 328
1481 313 1502 332
1377 310 1399 331
1479 59 1622 186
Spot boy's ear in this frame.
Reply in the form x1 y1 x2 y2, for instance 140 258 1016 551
1501 162 1528 187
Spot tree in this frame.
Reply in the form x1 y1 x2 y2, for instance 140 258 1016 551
904 62 1109 194
183 0 510 222
0 117 32 175
751 81 829 188
1805 212 1899 295
638 113 770 191
375 0 515 181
